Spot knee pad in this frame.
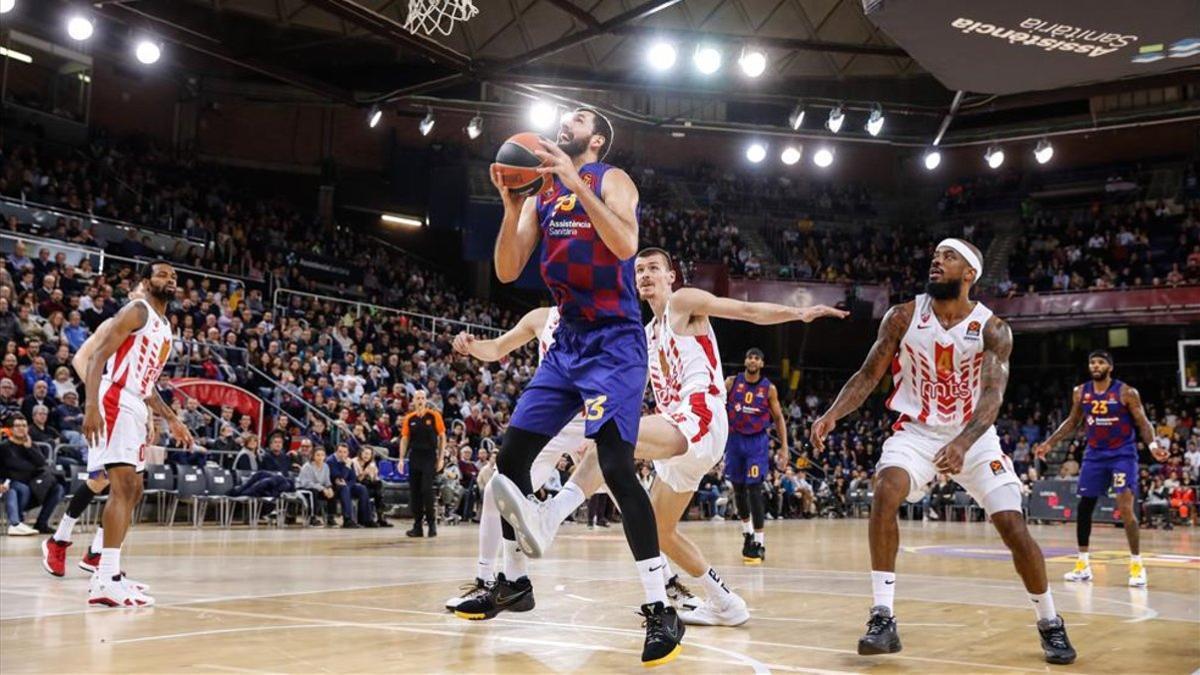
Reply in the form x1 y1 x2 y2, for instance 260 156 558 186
981 483 1023 515
594 421 638 496
496 426 551 482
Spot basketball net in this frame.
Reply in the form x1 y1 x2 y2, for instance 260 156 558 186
404 0 478 36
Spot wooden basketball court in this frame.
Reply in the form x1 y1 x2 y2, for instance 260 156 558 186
2 518 1197 673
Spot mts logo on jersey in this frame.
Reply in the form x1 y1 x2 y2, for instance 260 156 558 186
920 343 972 403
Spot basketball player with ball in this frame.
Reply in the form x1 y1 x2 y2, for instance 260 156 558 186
484 108 684 666
810 239 1077 665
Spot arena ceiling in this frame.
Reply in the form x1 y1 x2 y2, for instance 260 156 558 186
13 0 1200 146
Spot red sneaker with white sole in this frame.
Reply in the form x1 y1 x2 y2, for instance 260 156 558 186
42 538 70 577
79 549 101 573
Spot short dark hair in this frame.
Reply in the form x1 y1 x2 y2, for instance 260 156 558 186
636 247 673 268
577 107 613 161
141 258 173 280
1088 350 1114 366
746 348 765 360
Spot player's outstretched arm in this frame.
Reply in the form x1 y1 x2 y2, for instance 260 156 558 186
81 302 148 447
669 287 848 325
452 307 549 363
809 303 912 452
493 195 540 284
935 316 1013 474
1034 386 1084 458
1123 385 1169 461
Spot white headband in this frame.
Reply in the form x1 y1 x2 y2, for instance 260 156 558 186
937 238 983 279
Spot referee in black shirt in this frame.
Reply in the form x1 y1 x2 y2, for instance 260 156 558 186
400 390 446 538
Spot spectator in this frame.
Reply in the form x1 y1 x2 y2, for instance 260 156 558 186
21 379 56 422
54 390 85 447
0 414 64 535
259 433 292 473
50 366 77 401
295 447 336 526
0 379 20 418
456 445 479 522
63 311 89 352
328 442 374 528
352 447 390 527
696 468 722 520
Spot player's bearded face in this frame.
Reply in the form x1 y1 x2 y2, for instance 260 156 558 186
557 124 591 158
926 254 965 300
1089 360 1110 380
745 356 762 374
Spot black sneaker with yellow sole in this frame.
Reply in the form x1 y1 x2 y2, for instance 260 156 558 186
454 573 534 620
640 601 685 667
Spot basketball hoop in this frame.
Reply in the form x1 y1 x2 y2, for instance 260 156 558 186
404 0 478 36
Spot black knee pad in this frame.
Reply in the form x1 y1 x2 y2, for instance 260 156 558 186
1076 496 1098 547
66 485 98 520
748 483 766 530
496 426 552 494
594 421 637 496
733 482 750 520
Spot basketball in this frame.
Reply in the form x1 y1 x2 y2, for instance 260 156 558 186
492 132 550 196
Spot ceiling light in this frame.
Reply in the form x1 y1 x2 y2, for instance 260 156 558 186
0 47 32 64
826 106 844 134
693 45 722 75
367 105 382 128
788 105 805 131
381 213 423 228
1034 138 1054 164
419 109 435 136
985 145 1005 169
738 48 766 77
466 114 483 140
135 40 161 65
781 146 801 165
0 0 16 15
529 101 557 129
66 15 94 41
647 42 677 71
923 149 942 171
865 104 884 137
746 143 767 164
813 147 834 168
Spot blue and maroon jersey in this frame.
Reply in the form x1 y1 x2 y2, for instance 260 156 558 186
534 163 640 325
727 373 773 435
1081 379 1136 457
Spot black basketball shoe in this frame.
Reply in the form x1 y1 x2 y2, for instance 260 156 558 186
454 573 534 620
1037 616 1077 665
444 577 491 612
639 601 685 667
742 534 763 565
857 605 902 655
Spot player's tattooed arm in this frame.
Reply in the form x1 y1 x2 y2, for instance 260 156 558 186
1035 385 1083 458
809 303 912 452
1123 385 1169 461
935 316 1012 474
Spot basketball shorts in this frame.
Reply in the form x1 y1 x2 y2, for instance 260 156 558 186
653 392 728 493
87 388 149 474
879 421 1020 513
510 320 647 446
529 417 588 491
724 429 771 485
1077 449 1138 497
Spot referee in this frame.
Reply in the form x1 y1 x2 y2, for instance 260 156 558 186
401 390 446 538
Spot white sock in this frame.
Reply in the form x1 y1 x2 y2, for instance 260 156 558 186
1131 554 1142 564
502 540 527 580
1078 552 1089 564
636 556 669 606
753 531 764 545
548 482 586 525
1029 590 1057 622
660 558 675 584
91 527 105 554
697 567 734 600
871 570 896 612
53 515 78 543
741 520 753 535
98 547 121 581
476 485 501 581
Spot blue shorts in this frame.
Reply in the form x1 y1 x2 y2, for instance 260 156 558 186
1077 450 1138 498
509 320 647 446
725 430 770 485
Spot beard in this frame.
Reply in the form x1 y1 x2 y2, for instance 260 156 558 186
745 365 760 375
558 135 589 158
1090 369 1109 381
925 279 962 300
147 282 173 302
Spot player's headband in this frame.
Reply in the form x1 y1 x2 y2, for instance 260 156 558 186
1088 350 1113 366
936 238 983 279
746 348 764 359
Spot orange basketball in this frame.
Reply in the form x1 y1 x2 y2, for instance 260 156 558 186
492 132 550 196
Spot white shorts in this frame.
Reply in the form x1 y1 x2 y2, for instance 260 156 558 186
530 417 588 491
653 393 729 493
87 393 149 473
879 421 1020 513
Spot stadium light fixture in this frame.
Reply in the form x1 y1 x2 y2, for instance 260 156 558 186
0 46 32 64
693 45 722 75
1034 138 1054 164
466 114 483 140
813 147 834 168
0 0 15 15
647 41 677 71
825 105 844 134
419 109 436 136
985 145 1005 169
781 146 802 165
380 213 423 228
529 101 557 129
66 14 94 41
865 104 885 137
135 40 161 65
738 48 767 77
788 104 805 131
923 149 942 171
367 105 383 128
746 142 767 164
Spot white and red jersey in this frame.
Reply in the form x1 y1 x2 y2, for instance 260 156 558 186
537 307 561 364
101 299 173 407
888 294 993 429
646 303 725 414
